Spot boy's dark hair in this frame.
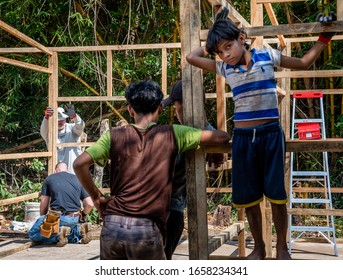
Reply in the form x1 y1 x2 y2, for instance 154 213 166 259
125 80 164 114
206 7 242 55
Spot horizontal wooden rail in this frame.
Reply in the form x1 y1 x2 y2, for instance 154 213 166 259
293 187 343 193
266 208 343 216
201 21 343 40
0 139 342 161
288 208 343 216
203 138 343 154
0 192 40 206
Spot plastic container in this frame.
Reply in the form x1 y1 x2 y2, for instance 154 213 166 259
297 123 321 140
24 202 41 222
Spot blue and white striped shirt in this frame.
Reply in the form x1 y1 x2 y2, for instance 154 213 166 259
216 48 281 122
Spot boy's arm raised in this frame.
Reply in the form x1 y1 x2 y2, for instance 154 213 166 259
186 46 217 73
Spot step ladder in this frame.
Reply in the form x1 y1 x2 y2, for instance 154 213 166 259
288 91 337 256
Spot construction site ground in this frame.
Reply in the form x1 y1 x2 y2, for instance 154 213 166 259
1 223 342 261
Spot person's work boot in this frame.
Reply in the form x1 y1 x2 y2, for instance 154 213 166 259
79 222 92 244
56 226 70 247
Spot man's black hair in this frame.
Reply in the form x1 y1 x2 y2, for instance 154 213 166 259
206 7 242 55
125 80 164 114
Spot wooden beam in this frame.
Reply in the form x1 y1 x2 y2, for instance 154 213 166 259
207 0 250 27
246 21 343 37
292 187 343 194
257 0 305 3
203 138 343 154
285 139 343 152
263 3 286 48
0 20 53 56
288 209 343 216
0 152 52 160
0 55 51 73
162 48 168 95
338 0 343 21
106 50 113 97
201 21 343 39
180 0 209 260
275 69 343 79
0 192 40 206
57 96 126 102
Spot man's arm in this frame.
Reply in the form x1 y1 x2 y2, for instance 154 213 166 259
71 114 85 138
73 152 105 212
199 129 230 147
40 195 50 215
82 196 94 215
40 117 49 145
186 46 217 73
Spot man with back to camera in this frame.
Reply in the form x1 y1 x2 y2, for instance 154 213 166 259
29 162 94 246
73 80 230 260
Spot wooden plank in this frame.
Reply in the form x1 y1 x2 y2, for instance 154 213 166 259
0 20 52 56
0 241 33 258
266 208 343 216
106 50 112 97
257 0 305 3
292 187 343 194
1 139 341 161
57 96 126 102
251 0 264 48
207 0 250 27
0 56 51 73
285 139 343 152
48 52 59 174
263 3 286 48
180 0 208 260
201 21 343 39
162 48 167 95
204 88 343 100
275 69 343 79
206 187 232 193
246 21 343 37
338 0 343 21
203 138 343 153
0 192 40 206
208 222 245 255
0 152 52 160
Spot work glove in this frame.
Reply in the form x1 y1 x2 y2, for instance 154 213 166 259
44 106 54 119
65 104 76 119
316 11 336 27
316 11 336 45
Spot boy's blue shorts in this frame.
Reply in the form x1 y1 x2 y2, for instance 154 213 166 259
232 121 288 208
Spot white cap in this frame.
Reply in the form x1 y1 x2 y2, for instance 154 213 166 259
58 107 68 121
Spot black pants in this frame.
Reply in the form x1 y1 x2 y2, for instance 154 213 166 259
165 210 184 260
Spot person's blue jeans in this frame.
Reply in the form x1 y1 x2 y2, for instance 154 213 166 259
29 214 82 244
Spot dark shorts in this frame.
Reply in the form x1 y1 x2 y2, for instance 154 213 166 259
100 215 166 260
232 121 288 208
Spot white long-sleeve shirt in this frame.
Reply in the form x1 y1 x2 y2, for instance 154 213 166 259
40 114 85 174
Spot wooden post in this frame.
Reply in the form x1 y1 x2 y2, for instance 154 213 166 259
48 52 59 174
338 1 343 21
106 50 112 97
180 0 208 260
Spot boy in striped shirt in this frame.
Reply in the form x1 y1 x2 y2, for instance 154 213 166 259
186 7 334 260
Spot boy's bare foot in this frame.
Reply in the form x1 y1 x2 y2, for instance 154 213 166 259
276 250 292 260
246 248 266 260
